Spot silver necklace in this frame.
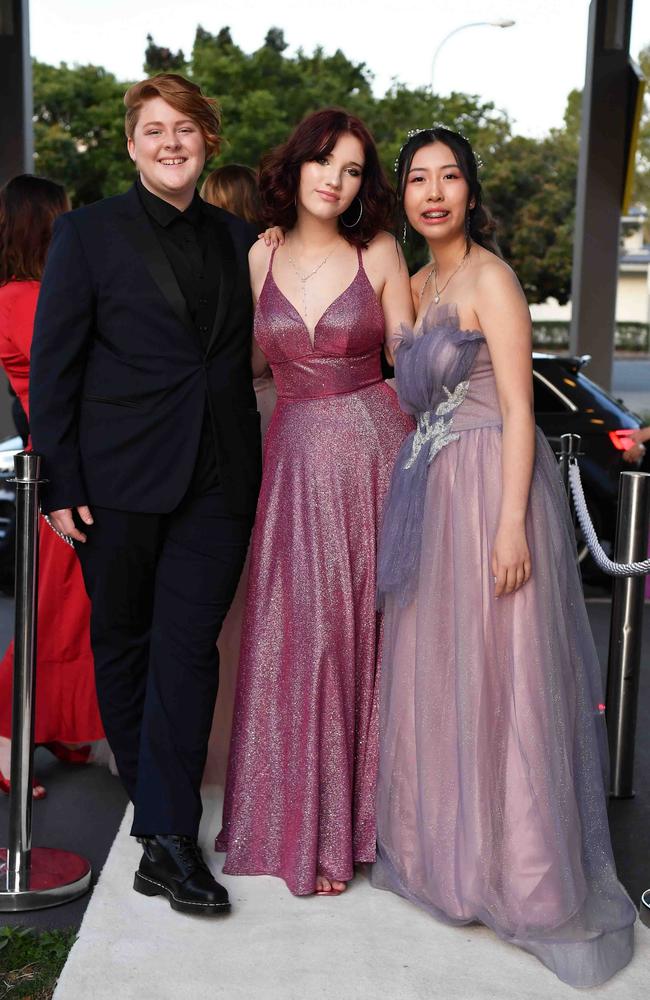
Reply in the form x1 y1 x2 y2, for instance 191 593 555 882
287 243 339 320
420 247 470 304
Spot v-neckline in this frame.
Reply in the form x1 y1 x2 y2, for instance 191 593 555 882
267 257 363 350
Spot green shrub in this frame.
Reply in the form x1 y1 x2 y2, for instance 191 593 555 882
0 925 76 999
532 321 649 352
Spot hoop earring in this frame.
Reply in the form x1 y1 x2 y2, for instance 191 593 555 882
341 196 363 229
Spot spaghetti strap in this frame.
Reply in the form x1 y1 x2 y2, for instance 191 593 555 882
356 245 363 270
268 245 278 274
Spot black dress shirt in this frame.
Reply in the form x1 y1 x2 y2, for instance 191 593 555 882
136 178 220 349
137 179 220 491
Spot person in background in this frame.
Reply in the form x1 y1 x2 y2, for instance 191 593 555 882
200 163 273 787
201 162 274 433
0 174 106 797
201 164 261 227
623 426 650 599
8 383 29 446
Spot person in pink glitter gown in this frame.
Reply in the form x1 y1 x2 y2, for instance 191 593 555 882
216 109 414 896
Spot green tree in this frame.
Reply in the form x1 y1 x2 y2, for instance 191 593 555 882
483 126 578 304
32 60 135 204
143 33 187 75
37 23 642 306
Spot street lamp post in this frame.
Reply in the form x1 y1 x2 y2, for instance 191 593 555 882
431 19 516 94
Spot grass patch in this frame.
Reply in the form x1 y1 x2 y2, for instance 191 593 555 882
0 925 76 999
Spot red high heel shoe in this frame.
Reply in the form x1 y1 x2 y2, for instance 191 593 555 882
0 770 47 799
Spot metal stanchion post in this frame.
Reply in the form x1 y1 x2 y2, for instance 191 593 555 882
605 470 650 799
557 433 582 515
558 433 582 495
0 452 91 910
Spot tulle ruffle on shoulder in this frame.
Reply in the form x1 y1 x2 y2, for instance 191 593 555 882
377 304 485 607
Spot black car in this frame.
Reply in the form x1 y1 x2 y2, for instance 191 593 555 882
532 353 643 571
0 355 642 586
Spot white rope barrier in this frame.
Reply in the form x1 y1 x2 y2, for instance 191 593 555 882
568 459 650 577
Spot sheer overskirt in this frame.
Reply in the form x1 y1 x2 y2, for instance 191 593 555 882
372 306 635 987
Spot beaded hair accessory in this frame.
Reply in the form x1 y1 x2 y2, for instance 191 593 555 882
394 125 484 173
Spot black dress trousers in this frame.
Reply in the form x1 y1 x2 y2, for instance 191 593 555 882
75 484 252 836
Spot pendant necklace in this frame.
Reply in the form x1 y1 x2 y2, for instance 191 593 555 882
420 246 471 304
287 242 339 320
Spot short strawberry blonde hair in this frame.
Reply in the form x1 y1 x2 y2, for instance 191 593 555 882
124 73 221 157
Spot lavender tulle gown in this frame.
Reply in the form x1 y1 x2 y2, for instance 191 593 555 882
216 247 414 894
372 304 635 987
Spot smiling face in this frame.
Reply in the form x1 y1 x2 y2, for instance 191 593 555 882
403 141 474 244
296 132 364 223
127 95 206 209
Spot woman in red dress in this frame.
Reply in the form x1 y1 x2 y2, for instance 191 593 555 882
0 175 105 796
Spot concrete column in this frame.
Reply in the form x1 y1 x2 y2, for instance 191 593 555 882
0 0 33 187
569 0 634 388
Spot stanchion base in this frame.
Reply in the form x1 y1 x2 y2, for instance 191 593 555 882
0 848 91 911
641 889 650 929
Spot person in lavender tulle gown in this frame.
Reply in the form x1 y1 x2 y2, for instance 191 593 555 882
215 109 414 895
371 127 636 987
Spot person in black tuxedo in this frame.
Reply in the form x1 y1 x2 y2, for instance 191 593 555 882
29 74 262 915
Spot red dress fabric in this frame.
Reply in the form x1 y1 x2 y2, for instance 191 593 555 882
0 279 104 742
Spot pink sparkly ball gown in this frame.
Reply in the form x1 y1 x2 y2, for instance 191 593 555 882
216 246 414 894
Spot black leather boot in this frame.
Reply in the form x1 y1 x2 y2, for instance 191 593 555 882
134 835 230 915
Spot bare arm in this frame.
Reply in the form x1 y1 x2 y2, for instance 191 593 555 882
476 261 535 597
371 236 414 365
248 241 271 378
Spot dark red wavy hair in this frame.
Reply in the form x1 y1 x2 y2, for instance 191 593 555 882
0 175 69 285
258 108 394 249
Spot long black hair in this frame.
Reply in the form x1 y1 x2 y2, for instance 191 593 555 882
396 127 499 255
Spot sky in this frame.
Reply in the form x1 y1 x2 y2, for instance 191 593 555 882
29 0 650 139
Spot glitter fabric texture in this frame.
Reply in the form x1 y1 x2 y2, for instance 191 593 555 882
215 248 414 895
372 305 636 987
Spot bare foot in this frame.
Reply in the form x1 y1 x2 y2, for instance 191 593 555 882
315 875 347 895
316 875 332 893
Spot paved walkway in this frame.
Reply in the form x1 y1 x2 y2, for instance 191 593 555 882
52 791 649 1000
1 601 649 999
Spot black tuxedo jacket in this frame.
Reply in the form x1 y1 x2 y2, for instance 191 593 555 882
29 185 262 517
